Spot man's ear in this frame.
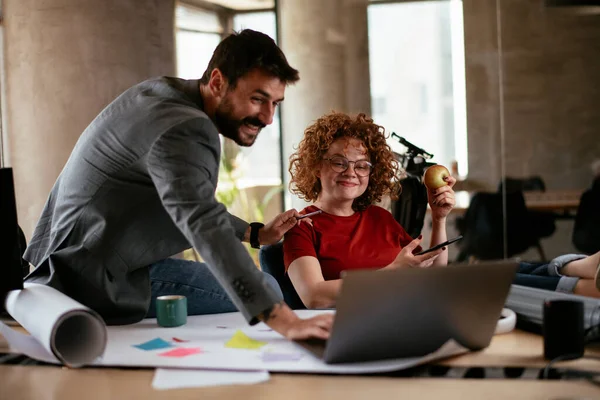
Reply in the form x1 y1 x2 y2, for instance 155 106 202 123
208 68 228 98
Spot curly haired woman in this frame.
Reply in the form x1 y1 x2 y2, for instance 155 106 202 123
283 112 457 308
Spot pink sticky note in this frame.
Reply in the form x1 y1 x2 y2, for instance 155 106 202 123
172 337 189 343
158 347 202 357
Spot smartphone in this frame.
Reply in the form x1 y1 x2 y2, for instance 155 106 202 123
415 235 463 256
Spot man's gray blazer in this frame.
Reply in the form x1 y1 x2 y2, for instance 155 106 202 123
24 77 281 325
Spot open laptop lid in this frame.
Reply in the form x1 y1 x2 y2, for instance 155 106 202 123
322 261 518 364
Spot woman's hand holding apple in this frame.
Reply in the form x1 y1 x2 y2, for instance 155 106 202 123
423 165 457 221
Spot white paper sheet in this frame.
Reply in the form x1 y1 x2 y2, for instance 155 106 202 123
95 310 468 374
0 283 107 367
0 292 467 373
152 368 270 390
0 321 56 363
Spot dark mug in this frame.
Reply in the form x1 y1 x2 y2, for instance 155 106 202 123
156 295 187 328
543 299 584 360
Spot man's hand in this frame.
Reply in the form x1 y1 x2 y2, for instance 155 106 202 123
284 313 333 340
385 236 444 270
258 301 333 340
258 209 301 246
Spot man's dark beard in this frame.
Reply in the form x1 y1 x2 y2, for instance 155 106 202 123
215 99 265 147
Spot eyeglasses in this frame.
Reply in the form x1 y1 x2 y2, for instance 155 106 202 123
323 156 373 177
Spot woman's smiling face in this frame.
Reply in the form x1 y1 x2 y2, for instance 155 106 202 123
318 137 371 204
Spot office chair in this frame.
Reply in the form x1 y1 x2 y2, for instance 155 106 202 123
572 178 600 254
391 176 429 239
456 191 549 262
258 242 306 310
500 176 556 243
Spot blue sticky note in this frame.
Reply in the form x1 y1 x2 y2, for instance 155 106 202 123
133 338 173 351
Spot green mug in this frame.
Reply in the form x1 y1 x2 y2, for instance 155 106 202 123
156 295 187 328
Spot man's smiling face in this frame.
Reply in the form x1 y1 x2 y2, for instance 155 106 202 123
215 68 285 147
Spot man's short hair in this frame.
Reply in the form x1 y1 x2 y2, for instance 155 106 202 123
200 29 299 87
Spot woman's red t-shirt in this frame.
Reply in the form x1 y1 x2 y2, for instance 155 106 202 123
283 205 418 280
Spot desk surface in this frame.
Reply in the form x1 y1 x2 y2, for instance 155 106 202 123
450 189 582 215
2 366 600 400
2 329 600 399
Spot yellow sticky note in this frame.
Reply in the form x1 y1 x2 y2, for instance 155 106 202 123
225 330 267 350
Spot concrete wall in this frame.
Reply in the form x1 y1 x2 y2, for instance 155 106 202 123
3 0 176 238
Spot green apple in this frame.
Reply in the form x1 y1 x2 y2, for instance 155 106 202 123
423 165 450 190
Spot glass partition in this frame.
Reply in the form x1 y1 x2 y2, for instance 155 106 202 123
493 0 600 264
372 0 599 269
458 0 600 301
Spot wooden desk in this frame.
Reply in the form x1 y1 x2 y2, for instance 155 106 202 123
2 330 600 399
523 190 582 215
451 190 582 216
2 366 600 400
440 329 600 372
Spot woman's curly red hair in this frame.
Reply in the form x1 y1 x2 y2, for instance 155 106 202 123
289 112 400 211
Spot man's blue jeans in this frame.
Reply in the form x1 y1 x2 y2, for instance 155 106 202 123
145 258 283 318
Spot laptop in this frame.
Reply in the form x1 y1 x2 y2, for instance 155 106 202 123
299 261 518 364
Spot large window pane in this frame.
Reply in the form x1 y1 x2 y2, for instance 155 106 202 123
175 4 222 79
232 12 281 188
176 31 221 79
368 0 468 177
234 12 277 40
176 3 223 34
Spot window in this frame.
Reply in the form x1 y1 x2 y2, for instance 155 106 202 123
368 0 468 177
175 4 222 79
233 11 281 189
